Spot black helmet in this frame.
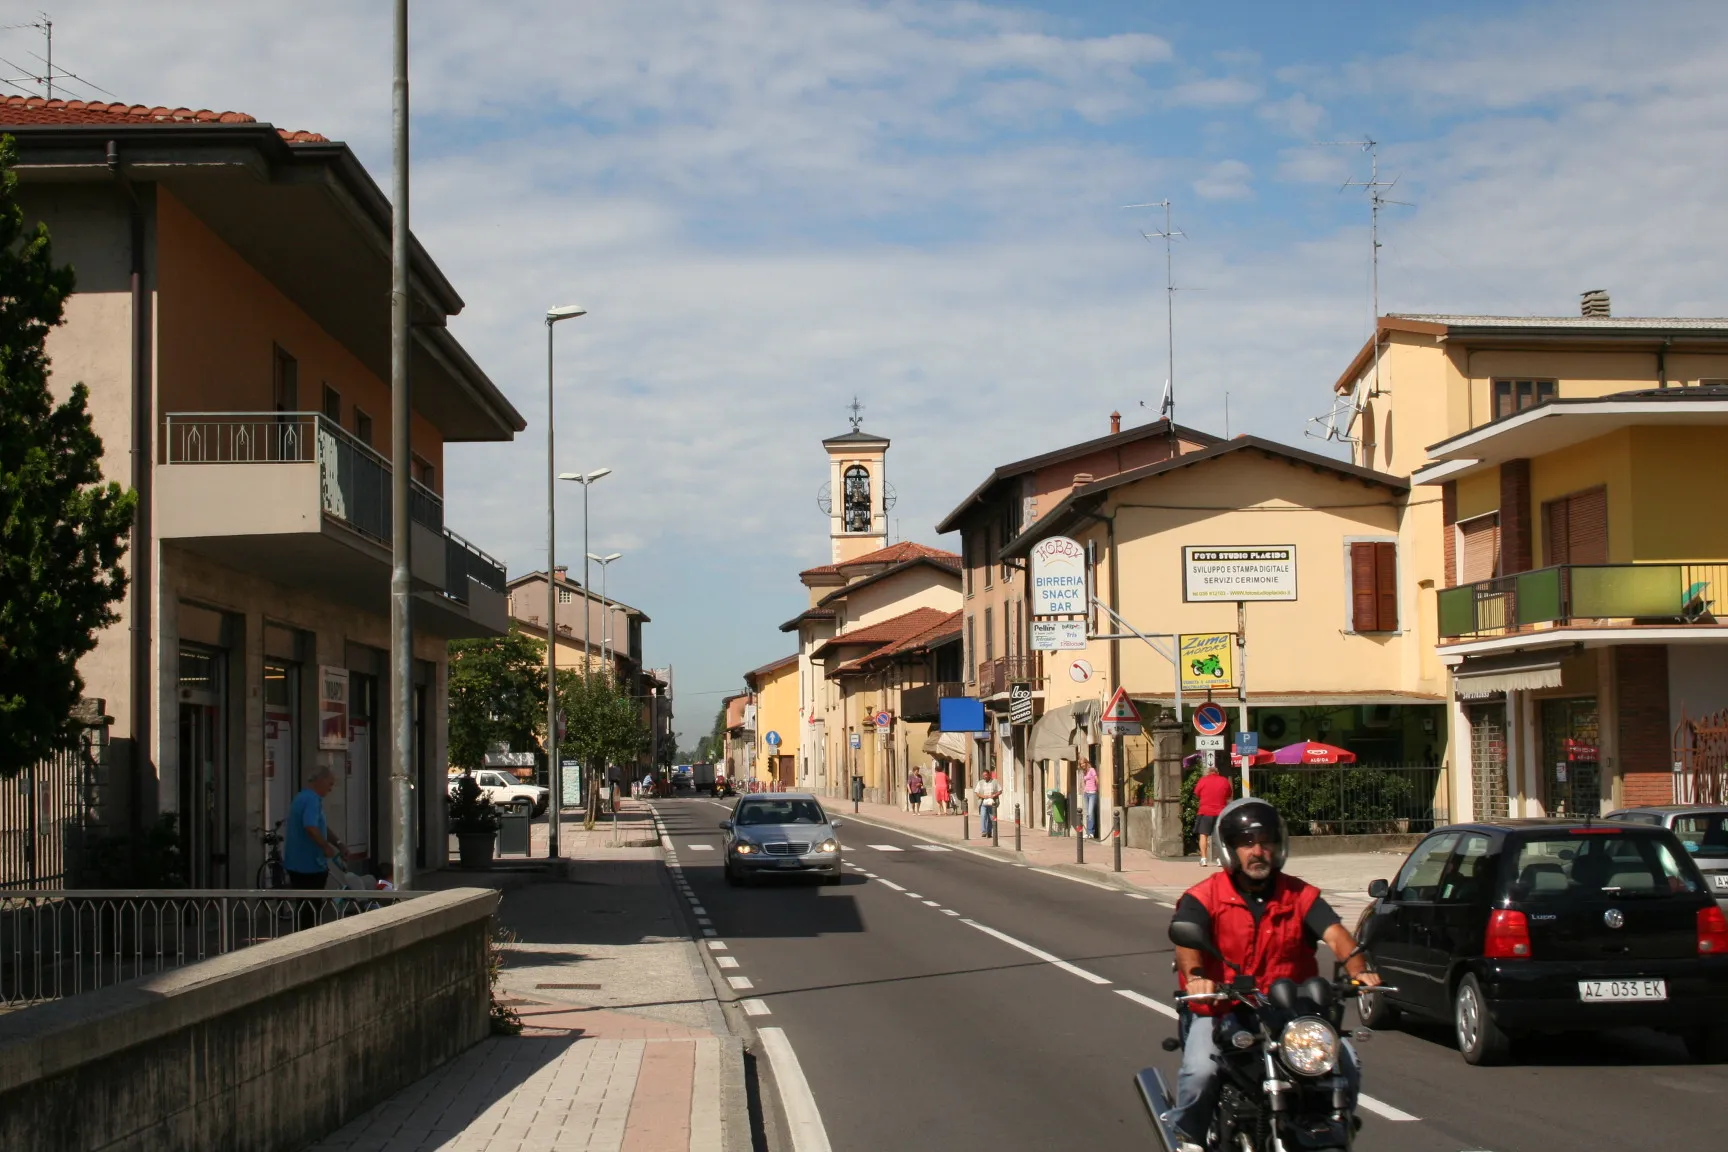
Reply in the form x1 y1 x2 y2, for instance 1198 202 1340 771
1211 797 1288 873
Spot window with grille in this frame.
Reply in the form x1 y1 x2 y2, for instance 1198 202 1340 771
1349 541 1399 632
558 588 573 604
1542 487 1607 566
1492 379 1556 420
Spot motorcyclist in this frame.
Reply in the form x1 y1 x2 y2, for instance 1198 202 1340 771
1164 797 1381 1150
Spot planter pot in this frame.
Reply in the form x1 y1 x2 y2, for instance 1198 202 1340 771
456 831 497 868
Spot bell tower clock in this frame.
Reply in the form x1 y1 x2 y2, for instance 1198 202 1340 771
816 397 895 563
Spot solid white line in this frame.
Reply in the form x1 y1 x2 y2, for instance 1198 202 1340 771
727 975 754 990
716 956 740 969
741 998 771 1017
1029 867 1121 892
913 844 952 851
1125 893 1152 900
757 1027 833 1152
1355 1094 1420 1123
876 879 906 892
1115 988 1178 1020
961 920 1112 985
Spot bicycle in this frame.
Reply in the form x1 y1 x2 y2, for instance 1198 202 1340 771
257 821 287 889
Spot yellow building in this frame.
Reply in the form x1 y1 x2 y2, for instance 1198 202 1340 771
1330 303 1728 818
744 655 800 788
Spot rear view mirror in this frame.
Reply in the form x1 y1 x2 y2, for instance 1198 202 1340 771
1169 918 1224 961
719 820 732 831
1367 879 1389 899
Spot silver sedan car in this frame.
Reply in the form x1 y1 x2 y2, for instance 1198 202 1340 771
721 792 844 886
1608 805 1728 905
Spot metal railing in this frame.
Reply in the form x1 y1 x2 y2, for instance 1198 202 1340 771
1438 562 1728 639
1250 765 1449 836
901 681 965 722
445 528 507 599
2 727 105 891
1 889 423 1009
977 656 1037 699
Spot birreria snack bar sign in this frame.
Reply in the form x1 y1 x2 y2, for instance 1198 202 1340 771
1030 536 1087 616
1182 546 1298 602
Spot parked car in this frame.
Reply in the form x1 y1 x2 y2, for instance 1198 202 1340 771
447 769 549 816
720 792 843 885
1354 818 1728 1064
1604 806 1728 905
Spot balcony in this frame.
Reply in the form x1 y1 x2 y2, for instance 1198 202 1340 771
976 655 1038 699
901 681 965 722
156 413 507 636
1437 563 1726 641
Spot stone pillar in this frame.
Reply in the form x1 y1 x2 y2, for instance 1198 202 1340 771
1152 706 1185 858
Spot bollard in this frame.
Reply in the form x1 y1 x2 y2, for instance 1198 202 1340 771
963 808 969 841
1077 814 1085 864
992 805 1000 848
1112 808 1122 873
1014 803 1022 853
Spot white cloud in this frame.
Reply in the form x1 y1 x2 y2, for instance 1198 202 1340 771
1192 159 1253 200
1168 77 1260 107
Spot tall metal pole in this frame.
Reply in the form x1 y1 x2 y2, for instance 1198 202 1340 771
388 0 415 890
546 320 560 858
582 481 592 809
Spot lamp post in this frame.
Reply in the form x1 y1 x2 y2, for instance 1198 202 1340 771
545 304 586 859
558 469 611 810
587 552 623 680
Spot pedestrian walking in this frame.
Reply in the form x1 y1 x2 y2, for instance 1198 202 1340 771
976 769 1002 839
284 767 342 930
1081 759 1100 839
1192 759 1234 866
933 764 952 813
907 767 925 812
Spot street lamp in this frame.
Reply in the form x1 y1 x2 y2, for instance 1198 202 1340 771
557 470 612 683
587 551 623 680
545 304 586 859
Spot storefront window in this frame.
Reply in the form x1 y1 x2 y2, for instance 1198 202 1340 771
179 645 229 887
1468 703 1509 819
1540 697 1600 815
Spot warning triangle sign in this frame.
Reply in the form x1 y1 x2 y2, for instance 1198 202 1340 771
1103 686 1140 724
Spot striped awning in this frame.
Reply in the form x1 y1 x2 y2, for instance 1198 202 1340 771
1452 648 1577 698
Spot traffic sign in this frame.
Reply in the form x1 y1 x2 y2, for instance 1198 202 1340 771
765 730 781 747
873 710 893 729
849 733 862 749
1196 734 1225 751
1101 687 1142 736
1069 658 1094 683
1193 702 1228 737
1236 731 1258 755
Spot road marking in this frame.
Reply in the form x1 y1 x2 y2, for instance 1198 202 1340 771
906 892 923 899
876 879 907 892
758 1027 833 1152
942 909 960 916
691 905 708 915
1355 1095 1420 1123
1029 867 1121 892
1115 988 1178 1019
702 929 717 937
913 844 952 851
923 900 940 907
1125 893 1152 900
868 844 905 852
716 956 740 969
707 940 727 951
698 918 713 927
961 920 1112 985
687 844 715 851
727 975 754 990
741 998 771 1017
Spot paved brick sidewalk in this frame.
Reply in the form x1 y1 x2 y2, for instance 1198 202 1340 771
310 802 736 1152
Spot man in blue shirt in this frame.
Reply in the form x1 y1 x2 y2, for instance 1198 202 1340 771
284 768 342 911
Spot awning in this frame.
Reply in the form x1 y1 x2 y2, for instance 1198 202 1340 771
921 729 973 761
1030 700 1100 761
1451 648 1578 698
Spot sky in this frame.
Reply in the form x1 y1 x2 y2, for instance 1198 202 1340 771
22 0 1728 745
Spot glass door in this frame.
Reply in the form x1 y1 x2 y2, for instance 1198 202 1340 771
1467 703 1509 819
1540 697 1601 816
178 645 229 887
347 673 377 866
263 661 299 839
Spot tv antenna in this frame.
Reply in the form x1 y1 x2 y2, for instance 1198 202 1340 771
1124 199 1184 427
1307 138 1414 445
0 13 114 102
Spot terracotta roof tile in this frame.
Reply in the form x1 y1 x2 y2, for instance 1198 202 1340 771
799 540 959 578
816 606 957 674
0 95 328 143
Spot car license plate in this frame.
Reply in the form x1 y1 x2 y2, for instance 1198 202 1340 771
777 858 800 868
1578 979 1666 1002
1710 874 1728 892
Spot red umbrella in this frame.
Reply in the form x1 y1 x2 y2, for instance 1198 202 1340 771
1270 740 1357 765
1231 745 1275 768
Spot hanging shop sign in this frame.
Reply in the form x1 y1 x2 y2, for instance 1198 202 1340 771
1182 545 1297 602
1031 619 1088 651
317 666 349 751
1178 632 1237 693
1030 535 1088 617
1009 682 1034 726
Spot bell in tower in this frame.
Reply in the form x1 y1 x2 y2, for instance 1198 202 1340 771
816 397 896 563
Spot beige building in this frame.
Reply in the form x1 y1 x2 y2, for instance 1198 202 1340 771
10 98 524 883
743 655 800 788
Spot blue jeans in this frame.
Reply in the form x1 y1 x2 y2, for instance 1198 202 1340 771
979 802 995 838
1167 1011 1360 1142
1084 792 1099 838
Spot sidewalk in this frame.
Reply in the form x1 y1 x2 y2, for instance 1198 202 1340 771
309 802 741 1152
837 797 1404 920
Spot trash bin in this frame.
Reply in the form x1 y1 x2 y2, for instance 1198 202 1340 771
498 809 532 856
1047 789 1068 834
851 775 865 803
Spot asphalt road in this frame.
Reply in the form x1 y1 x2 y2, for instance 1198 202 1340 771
651 797 1728 1152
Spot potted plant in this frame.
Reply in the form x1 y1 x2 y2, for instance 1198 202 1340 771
448 773 501 867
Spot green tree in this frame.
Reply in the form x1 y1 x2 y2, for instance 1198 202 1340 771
447 626 548 773
0 135 136 779
558 671 649 828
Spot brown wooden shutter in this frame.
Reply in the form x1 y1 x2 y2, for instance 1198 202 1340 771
1375 542 1399 630
1567 487 1608 564
1459 514 1501 583
1351 542 1379 631
1542 497 1569 567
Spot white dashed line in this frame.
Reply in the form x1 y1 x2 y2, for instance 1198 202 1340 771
942 909 960 916
906 893 923 899
703 929 717 937
688 844 715 851
961 920 1112 985
716 956 740 969
1355 1096 1420 1123
868 844 905 852
741 998 771 1017
876 879 906 892
727 975 754 990
923 900 940 907
1125 893 1152 900
913 844 952 851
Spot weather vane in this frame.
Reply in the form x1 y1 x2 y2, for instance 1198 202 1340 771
847 395 865 432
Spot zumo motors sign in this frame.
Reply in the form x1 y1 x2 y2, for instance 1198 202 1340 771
1030 535 1087 617
1182 546 1297 602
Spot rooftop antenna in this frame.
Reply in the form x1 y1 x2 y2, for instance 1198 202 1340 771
0 14 114 102
1306 138 1414 446
1124 199 1183 431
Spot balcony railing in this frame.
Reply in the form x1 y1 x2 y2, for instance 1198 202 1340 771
1438 563 1726 639
901 681 965 722
977 655 1037 698
163 412 504 601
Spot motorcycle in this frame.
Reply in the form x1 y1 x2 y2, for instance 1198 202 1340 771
1136 919 1393 1152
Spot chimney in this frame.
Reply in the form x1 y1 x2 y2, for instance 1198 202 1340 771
1581 289 1610 318
1072 472 1094 487
553 565 568 580
1110 410 1121 434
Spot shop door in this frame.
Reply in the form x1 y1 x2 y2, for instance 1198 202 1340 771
178 646 228 887
263 661 299 837
348 673 377 864
1540 698 1600 815
1467 703 1509 819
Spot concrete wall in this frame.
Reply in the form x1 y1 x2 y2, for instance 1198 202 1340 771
838 568 961 630
0 888 497 1152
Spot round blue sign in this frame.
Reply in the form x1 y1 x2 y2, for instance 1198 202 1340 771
1193 703 1228 736
765 730 781 747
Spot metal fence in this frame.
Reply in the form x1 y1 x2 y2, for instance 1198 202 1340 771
1250 764 1449 836
1 728 104 891
0 889 424 1009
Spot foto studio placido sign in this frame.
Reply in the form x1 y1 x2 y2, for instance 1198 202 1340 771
1030 536 1087 617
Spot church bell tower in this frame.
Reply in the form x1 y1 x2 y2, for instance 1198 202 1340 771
818 398 893 564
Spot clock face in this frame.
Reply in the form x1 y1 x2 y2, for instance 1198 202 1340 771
1069 659 1093 682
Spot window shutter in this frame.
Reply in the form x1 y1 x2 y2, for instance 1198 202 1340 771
1542 497 1569 567
1374 541 1398 631
1459 514 1500 584
1350 542 1379 631
1567 487 1608 565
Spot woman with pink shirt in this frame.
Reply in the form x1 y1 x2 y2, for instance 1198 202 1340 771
1082 760 1100 839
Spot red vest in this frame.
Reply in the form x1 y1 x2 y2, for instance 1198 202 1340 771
1179 871 1320 1015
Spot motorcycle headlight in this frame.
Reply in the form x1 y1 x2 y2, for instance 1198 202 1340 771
1278 1017 1339 1076
817 839 840 854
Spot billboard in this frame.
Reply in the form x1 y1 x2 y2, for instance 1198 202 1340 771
937 696 987 733
1030 535 1088 616
1182 546 1297 602
1179 633 1236 692
1030 619 1087 651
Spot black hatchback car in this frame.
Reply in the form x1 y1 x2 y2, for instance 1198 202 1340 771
1355 819 1728 1065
